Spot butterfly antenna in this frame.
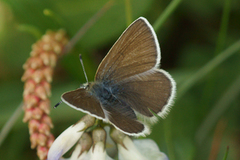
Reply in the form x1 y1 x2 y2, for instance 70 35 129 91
54 100 63 108
79 54 89 84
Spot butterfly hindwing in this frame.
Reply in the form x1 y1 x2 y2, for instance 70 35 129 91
102 102 148 136
117 69 176 120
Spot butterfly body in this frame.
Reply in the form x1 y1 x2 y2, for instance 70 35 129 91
61 17 176 136
88 81 121 106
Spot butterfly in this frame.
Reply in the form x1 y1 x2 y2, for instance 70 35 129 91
60 17 176 137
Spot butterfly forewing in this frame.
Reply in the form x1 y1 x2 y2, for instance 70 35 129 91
61 88 105 119
95 17 160 83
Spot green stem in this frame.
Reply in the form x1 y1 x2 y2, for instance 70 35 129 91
153 0 182 31
17 24 42 39
200 0 232 119
124 0 132 26
63 0 114 54
0 102 23 146
215 0 231 54
196 75 240 144
164 116 175 160
223 146 229 160
178 39 240 99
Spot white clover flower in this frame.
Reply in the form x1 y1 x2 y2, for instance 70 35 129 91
47 115 95 160
48 115 168 160
111 129 168 160
119 138 168 160
83 128 109 160
70 142 112 160
47 121 85 160
69 143 87 160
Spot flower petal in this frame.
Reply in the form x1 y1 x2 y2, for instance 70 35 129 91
90 142 106 160
104 126 117 157
133 139 168 160
71 142 113 160
118 137 168 160
82 142 113 160
118 136 147 160
47 121 85 160
70 143 88 160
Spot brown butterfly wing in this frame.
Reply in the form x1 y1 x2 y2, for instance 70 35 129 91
95 17 160 83
102 102 147 136
117 69 176 119
61 88 105 119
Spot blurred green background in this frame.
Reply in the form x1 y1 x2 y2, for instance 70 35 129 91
0 0 240 159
